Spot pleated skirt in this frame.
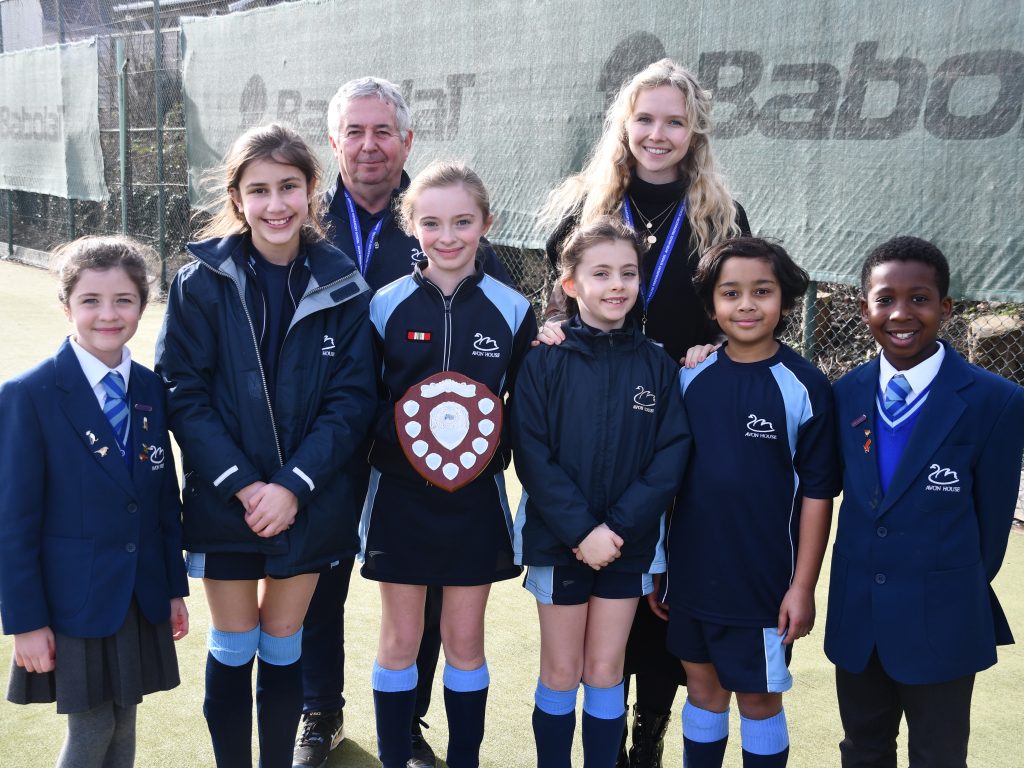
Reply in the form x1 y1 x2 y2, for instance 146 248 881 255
7 599 179 714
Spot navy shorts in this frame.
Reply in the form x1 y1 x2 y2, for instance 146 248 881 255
667 609 793 693
186 551 316 580
524 563 654 605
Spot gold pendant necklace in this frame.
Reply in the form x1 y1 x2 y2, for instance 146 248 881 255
629 195 679 246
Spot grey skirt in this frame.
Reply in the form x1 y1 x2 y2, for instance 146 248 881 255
6 599 180 714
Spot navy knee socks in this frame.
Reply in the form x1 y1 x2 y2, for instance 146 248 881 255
372 661 419 768
533 680 577 768
443 661 490 768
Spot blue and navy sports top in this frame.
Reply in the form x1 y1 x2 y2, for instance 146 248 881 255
664 342 840 626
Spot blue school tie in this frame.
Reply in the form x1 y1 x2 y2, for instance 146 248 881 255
882 374 913 420
101 371 130 458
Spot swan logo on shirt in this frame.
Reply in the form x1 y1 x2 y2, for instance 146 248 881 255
411 247 426 264
632 386 656 413
745 414 778 440
322 334 336 357
926 464 961 493
472 333 500 358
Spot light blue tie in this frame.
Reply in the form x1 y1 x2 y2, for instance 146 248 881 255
882 374 912 420
101 371 129 456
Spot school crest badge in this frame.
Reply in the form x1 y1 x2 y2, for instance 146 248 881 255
395 372 502 492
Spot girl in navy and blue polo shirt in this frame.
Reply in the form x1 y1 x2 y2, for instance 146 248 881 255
512 216 690 768
155 124 376 768
361 161 535 768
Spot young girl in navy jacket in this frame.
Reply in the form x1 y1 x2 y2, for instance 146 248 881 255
512 217 691 768
1 235 189 767
155 124 376 768
361 161 536 768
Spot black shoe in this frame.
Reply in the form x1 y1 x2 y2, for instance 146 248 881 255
293 710 345 768
627 705 670 768
407 718 437 768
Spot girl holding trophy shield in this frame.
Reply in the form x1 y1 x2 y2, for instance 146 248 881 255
360 161 536 768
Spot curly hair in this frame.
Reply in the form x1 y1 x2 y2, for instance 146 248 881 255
540 58 740 256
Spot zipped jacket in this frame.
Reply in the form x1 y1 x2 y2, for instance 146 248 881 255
512 318 691 572
155 234 377 576
368 261 536 482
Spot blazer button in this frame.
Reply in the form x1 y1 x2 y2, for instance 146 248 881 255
876 526 887 537
126 543 137 553
874 573 886 584
127 503 138 514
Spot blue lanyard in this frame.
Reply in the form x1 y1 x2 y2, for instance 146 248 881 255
343 190 386 276
621 197 687 314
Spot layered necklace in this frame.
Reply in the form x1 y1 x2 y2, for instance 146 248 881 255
627 194 680 245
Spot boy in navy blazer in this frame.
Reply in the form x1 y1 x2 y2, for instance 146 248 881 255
824 236 1024 767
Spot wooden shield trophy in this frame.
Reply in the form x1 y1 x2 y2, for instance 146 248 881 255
395 372 503 492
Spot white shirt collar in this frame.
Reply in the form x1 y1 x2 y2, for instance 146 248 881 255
69 337 133 392
878 342 944 405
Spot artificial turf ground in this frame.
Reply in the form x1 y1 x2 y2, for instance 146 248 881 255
1 259 1021 766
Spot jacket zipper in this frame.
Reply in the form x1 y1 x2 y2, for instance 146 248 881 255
201 260 284 467
423 278 469 372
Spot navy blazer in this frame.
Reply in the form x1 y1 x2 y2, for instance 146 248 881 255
0 340 188 639
824 341 1024 684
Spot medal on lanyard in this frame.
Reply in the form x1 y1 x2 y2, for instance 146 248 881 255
622 198 687 334
343 190 386 276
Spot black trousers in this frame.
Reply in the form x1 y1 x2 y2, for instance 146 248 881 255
835 650 975 768
300 558 444 720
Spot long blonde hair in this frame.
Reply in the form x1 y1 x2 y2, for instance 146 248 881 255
541 58 740 255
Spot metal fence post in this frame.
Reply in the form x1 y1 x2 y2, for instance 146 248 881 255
154 0 167 290
117 38 129 235
55 1 77 240
801 280 818 361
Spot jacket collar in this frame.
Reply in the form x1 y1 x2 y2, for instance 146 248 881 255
322 171 412 218
558 315 648 355
186 233 362 293
412 257 485 301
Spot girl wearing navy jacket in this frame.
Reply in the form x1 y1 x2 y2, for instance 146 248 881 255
536 59 750 766
155 124 376 768
361 161 536 768
513 217 690 768
0 236 189 768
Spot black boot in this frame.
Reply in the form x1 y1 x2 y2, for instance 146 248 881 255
627 705 671 768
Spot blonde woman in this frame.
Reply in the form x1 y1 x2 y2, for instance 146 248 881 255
537 59 750 767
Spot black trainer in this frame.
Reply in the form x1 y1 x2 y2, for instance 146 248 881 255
407 718 437 768
293 710 345 768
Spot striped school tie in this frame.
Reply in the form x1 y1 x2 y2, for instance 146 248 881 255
882 373 913 420
101 371 129 456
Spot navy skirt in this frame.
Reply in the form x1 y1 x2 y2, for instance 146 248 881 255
6 599 179 714
360 469 521 586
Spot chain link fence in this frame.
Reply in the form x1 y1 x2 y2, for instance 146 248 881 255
2 0 1021 517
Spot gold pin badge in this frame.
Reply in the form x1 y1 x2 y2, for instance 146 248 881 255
95 446 109 457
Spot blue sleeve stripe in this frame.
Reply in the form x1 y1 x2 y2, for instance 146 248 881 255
513 490 528 564
369 276 418 337
477 275 532 336
769 362 814 458
679 350 718 395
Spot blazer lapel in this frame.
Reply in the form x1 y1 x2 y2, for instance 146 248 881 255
878 345 971 515
845 359 885 517
126 363 164 490
54 341 137 498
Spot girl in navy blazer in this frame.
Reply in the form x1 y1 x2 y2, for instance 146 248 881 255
155 124 376 768
0 235 189 768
